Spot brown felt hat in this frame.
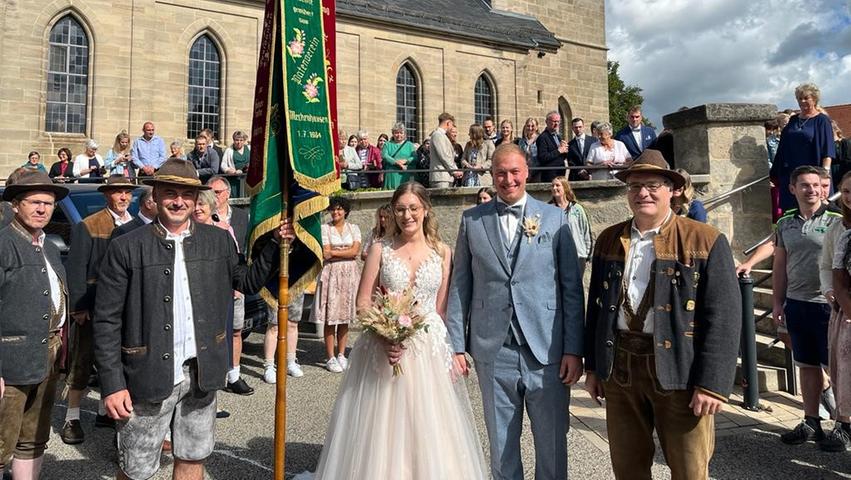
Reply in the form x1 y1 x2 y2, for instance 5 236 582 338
614 149 685 190
2 169 69 201
97 174 139 192
142 158 210 190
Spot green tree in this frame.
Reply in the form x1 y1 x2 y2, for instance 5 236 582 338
608 60 648 132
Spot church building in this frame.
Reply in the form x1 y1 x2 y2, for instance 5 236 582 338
0 0 608 176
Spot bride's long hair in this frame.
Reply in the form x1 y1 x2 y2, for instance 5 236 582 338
387 181 444 255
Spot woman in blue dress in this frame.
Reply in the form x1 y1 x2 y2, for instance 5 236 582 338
770 83 835 212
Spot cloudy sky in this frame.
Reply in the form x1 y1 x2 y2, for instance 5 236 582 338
605 0 851 128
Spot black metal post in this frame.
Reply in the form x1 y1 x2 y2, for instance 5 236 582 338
785 347 798 396
739 272 760 410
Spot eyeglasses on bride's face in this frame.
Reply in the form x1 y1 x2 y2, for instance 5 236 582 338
393 193 426 232
393 205 422 216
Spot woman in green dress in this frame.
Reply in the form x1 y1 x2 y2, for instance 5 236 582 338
381 122 417 189
221 130 251 196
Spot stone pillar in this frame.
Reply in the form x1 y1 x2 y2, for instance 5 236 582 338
663 103 777 259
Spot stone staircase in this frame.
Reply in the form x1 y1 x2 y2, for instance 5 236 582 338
735 268 796 393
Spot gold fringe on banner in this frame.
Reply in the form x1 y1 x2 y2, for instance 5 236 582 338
292 169 340 197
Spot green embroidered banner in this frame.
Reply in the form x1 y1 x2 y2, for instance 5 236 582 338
282 0 337 193
246 0 340 303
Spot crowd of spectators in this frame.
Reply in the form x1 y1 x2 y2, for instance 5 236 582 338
14 122 251 196
13 102 691 204
337 105 671 191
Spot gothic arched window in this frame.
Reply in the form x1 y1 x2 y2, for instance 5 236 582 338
396 64 419 141
187 34 222 139
474 74 496 126
46 16 90 133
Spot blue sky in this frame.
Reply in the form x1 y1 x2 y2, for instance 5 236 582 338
605 0 851 128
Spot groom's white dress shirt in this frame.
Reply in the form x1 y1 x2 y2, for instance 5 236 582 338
496 193 527 245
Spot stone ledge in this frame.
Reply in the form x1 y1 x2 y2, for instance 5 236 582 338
663 103 777 130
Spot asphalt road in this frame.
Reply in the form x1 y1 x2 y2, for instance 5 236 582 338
36 332 850 479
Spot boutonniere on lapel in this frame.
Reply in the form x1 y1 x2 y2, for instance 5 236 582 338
522 214 541 244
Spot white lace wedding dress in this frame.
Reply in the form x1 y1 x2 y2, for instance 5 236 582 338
296 242 488 479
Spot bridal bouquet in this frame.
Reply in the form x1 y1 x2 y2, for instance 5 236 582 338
357 286 429 376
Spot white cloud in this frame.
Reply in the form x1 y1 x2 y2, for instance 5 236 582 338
605 0 851 128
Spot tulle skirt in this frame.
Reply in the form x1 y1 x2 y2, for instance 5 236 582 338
829 308 851 417
301 316 488 479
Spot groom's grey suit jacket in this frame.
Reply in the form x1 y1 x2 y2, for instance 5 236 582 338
447 196 585 366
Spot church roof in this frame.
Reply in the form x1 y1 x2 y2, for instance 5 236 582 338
336 0 561 52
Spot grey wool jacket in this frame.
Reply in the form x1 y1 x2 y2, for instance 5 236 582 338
93 221 282 403
0 220 67 385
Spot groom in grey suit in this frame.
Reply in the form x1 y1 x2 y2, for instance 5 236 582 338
448 144 585 479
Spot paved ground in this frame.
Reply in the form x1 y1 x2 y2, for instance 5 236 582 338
37 333 851 479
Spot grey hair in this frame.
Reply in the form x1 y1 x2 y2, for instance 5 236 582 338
206 175 229 188
232 130 248 141
356 130 369 140
196 189 218 210
596 122 613 135
138 185 154 205
85 139 99 150
391 122 406 134
169 140 183 150
794 82 821 105
546 111 560 121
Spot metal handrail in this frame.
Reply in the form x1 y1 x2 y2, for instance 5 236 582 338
743 233 774 256
703 175 769 206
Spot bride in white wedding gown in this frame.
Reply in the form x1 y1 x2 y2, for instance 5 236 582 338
297 182 487 480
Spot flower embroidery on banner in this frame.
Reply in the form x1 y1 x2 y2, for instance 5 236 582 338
303 74 323 103
287 29 305 59
522 214 541 244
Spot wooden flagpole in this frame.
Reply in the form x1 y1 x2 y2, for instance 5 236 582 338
274 189 290 479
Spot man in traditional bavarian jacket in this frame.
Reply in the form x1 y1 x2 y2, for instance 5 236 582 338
93 159 294 480
62 174 137 444
0 170 69 479
584 150 741 479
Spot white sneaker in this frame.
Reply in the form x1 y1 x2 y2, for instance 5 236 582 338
325 357 343 373
263 365 277 384
287 361 304 378
337 354 348 370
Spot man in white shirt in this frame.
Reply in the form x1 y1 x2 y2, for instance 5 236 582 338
483 116 498 142
62 175 137 445
0 170 69 480
93 159 294 480
110 186 157 239
567 117 597 180
615 106 657 160
585 150 740 479
448 145 584 479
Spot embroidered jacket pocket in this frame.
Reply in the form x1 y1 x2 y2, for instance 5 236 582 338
121 345 147 355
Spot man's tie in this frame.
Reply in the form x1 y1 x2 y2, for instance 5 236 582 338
579 136 584 152
496 202 522 219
